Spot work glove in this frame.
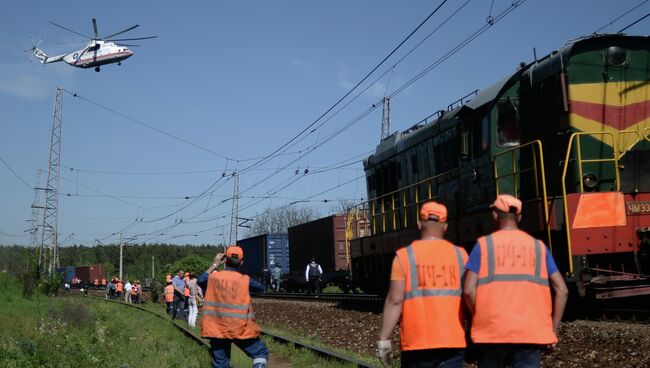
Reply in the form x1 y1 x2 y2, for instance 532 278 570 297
376 340 393 367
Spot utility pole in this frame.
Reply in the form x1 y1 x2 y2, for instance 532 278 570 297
229 173 240 245
380 96 391 141
151 255 155 280
119 232 123 280
40 87 63 275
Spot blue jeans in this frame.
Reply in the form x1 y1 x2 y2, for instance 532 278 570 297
476 344 542 368
172 294 185 320
401 348 464 368
210 338 268 368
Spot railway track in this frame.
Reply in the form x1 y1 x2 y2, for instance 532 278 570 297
253 292 382 303
85 295 376 367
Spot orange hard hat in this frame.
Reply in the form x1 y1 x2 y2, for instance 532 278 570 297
419 201 448 222
491 194 522 215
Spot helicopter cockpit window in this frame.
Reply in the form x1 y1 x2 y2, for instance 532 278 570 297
496 97 520 147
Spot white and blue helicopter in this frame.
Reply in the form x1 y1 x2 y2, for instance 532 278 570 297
29 18 156 72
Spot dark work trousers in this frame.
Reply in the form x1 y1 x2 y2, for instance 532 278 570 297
309 276 321 294
210 338 269 368
183 296 190 320
401 348 464 368
476 344 543 368
172 294 185 320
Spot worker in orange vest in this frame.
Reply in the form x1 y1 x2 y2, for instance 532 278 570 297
164 281 175 315
377 201 468 367
463 194 569 367
94 278 99 288
131 281 140 304
116 279 124 299
198 246 268 368
101 278 107 286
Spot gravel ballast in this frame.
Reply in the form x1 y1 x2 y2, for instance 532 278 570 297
253 299 650 367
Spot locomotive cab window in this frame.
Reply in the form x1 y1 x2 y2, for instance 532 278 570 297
460 114 489 159
496 97 521 147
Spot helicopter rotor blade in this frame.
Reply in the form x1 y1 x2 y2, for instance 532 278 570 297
49 21 91 39
116 43 141 47
92 18 98 39
106 35 157 42
103 25 140 40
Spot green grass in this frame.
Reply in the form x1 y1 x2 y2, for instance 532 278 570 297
138 299 378 367
0 273 210 367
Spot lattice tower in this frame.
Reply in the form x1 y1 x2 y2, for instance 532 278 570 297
40 87 63 275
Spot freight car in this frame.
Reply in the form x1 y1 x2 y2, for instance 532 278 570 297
238 233 290 285
347 34 650 299
74 263 105 287
56 266 75 284
283 215 353 292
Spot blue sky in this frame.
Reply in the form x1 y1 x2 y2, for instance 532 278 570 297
1 1 648 246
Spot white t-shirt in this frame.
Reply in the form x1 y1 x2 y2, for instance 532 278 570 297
124 282 132 291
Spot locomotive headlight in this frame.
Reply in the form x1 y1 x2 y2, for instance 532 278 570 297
605 46 627 67
583 173 598 191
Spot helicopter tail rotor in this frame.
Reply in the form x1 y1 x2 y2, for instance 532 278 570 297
24 36 45 63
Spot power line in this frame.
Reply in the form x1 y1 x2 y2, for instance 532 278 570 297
238 0 450 175
390 0 526 98
618 11 650 33
60 176 142 208
62 89 236 161
0 156 32 189
0 231 28 237
594 0 648 33
237 1 473 172
60 89 303 163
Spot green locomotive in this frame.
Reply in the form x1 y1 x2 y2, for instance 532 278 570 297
348 34 650 299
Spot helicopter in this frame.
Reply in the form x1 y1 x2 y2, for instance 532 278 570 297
29 18 156 72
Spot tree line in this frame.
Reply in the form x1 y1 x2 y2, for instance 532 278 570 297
0 243 223 283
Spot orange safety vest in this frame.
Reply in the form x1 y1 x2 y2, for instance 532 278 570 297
184 276 190 297
116 282 124 292
201 270 261 340
395 239 468 351
164 284 174 303
471 230 557 344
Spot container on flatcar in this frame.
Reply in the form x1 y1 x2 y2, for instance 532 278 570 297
288 215 348 273
56 266 75 284
237 233 289 280
74 263 105 286
286 215 352 292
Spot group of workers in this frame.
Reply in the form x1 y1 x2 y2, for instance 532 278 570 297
104 277 142 303
377 195 569 368
163 271 204 328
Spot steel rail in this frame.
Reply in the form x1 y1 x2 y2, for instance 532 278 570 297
85 295 378 367
87 296 209 347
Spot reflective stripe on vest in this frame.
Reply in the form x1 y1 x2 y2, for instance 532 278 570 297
478 235 548 287
203 309 255 320
203 301 250 310
404 244 464 300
